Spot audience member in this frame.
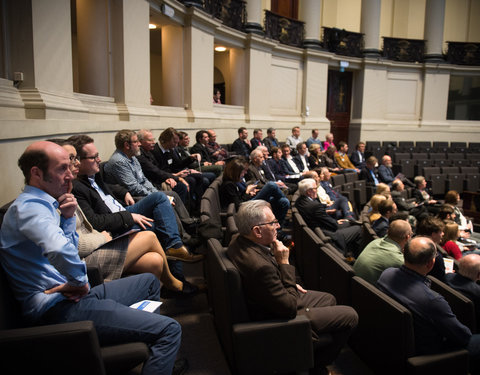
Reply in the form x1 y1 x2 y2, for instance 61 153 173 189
359 156 379 186
245 149 290 194
350 141 366 169
306 129 323 149
136 129 189 205
323 132 335 151
372 199 397 238
231 127 252 157
441 221 463 260
334 142 359 173
267 146 290 182
318 167 355 220
323 146 342 174
378 155 415 187
206 129 228 162
445 190 476 238
308 143 325 169
353 220 412 284
286 126 303 154
219 157 290 240
0 140 182 375
227 200 358 374
263 127 279 151
367 194 387 223
391 179 421 226
377 236 480 368
213 89 221 104
413 175 439 215
295 179 362 257
415 216 446 280
293 142 310 172
376 182 390 197
280 144 304 178
250 128 264 149
69 134 203 265
445 254 480 329
190 130 225 173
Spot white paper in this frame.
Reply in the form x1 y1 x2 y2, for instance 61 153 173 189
130 300 162 313
444 258 454 274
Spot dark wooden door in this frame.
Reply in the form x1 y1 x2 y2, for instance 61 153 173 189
271 0 298 19
326 70 353 144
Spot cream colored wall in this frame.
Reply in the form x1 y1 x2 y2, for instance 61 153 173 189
444 0 480 44
322 0 361 31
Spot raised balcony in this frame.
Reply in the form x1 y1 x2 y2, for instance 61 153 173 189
322 27 363 58
382 37 425 63
264 10 304 48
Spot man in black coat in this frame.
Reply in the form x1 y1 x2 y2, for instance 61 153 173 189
359 156 380 186
189 130 224 176
231 127 252 157
295 178 363 257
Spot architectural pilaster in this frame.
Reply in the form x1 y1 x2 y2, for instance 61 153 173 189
299 0 322 49
245 0 264 35
361 0 381 56
424 0 446 62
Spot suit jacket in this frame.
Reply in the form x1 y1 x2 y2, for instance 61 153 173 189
294 195 338 232
152 143 192 173
231 138 251 157
137 147 174 185
72 174 134 236
250 138 264 149
227 234 298 321
293 154 310 172
175 146 199 169
263 137 279 151
350 151 365 169
245 164 268 188
372 216 389 237
359 167 379 186
190 142 213 165
378 165 395 184
267 158 287 181
391 190 415 212
445 273 480 327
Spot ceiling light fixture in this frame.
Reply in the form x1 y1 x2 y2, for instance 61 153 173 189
215 46 227 52
149 24 157 29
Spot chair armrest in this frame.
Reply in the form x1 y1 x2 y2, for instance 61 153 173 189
232 315 314 375
407 349 469 375
0 321 106 374
101 342 149 375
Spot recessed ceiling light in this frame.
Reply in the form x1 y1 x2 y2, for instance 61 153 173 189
215 46 227 52
149 24 157 29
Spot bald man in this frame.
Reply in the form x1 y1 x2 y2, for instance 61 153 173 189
0 141 181 375
353 220 411 284
378 237 480 365
446 254 480 328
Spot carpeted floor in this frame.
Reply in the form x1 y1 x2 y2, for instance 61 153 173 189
158 261 375 375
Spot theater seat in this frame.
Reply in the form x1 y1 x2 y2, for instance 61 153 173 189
206 238 315 375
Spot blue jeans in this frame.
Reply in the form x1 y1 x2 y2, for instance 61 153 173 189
253 181 290 223
41 274 181 375
126 191 182 250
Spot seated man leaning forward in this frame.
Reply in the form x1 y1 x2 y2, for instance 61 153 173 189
377 236 480 370
353 219 412 284
227 200 358 374
0 141 181 375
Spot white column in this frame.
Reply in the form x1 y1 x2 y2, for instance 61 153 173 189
424 0 446 61
360 0 381 56
245 0 263 35
299 0 322 49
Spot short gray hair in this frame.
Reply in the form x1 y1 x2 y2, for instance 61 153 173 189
298 178 316 196
137 129 152 141
250 148 263 161
235 200 270 235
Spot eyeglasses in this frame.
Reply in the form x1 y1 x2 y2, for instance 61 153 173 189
81 153 100 161
69 155 80 163
252 219 279 229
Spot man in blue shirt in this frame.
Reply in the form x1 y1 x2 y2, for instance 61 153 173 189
377 236 480 366
0 141 181 375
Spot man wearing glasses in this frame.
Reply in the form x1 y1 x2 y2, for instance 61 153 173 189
227 200 358 375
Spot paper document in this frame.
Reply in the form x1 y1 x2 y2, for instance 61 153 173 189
130 300 162 313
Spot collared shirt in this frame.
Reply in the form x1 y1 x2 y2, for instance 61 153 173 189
88 176 125 213
377 265 472 355
103 149 158 196
286 156 300 174
286 135 302 150
306 136 323 149
0 186 87 321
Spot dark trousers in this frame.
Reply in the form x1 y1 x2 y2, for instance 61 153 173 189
297 290 358 368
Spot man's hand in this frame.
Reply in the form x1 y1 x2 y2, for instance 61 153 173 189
124 192 135 206
272 240 290 265
101 231 112 242
296 284 307 294
174 170 189 178
189 169 200 174
276 181 287 189
58 192 77 219
215 161 225 166
191 153 201 162
131 213 153 229
45 283 90 302
203 161 212 166
246 184 258 196
166 178 177 188
179 177 189 191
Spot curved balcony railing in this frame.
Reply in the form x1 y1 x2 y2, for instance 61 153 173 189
446 42 480 66
322 27 363 58
382 37 425 63
264 10 304 48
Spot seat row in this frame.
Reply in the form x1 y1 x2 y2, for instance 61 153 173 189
366 140 480 154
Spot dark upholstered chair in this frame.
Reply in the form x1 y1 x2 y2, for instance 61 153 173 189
300 227 354 305
349 276 469 375
206 238 314 375
0 265 149 375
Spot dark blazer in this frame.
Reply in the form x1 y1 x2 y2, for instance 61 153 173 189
391 190 415 212
231 138 251 157
280 157 299 175
445 273 480 327
219 180 249 210
308 155 326 169
72 174 134 236
293 154 310 172
359 167 379 186
152 143 192 173
175 146 199 169
190 142 213 165
350 151 365 169
250 138 264 149
295 195 338 232
263 137 279 151
372 216 389 237
227 234 299 321
245 164 268 188
137 147 174 185
378 165 395 184
267 158 287 181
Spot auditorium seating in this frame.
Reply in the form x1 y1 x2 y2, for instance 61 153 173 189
206 238 315 375
349 276 469 375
